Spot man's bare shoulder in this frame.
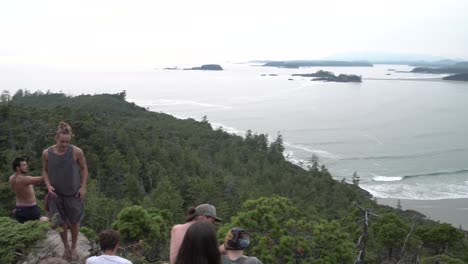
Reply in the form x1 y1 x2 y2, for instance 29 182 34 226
172 224 183 230
73 146 84 156
9 174 30 186
42 147 52 157
8 174 15 184
171 223 186 233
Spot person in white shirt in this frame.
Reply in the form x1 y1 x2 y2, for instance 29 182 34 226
86 229 132 264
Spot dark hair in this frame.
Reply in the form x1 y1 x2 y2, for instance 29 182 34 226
12 157 26 171
175 222 221 264
225 228 250 250
98 229 120 251
185 206 197 222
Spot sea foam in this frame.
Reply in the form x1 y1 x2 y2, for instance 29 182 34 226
372 176 404 182
361 182 468 200
283 142 339 159
371 169 468 182
128 99 230 109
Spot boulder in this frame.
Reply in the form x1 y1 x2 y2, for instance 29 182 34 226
19 230 92 264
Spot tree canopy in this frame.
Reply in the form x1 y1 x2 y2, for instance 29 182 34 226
0 91 466 263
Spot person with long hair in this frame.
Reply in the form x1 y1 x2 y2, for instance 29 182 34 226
170 204 222 263
175 221 221 264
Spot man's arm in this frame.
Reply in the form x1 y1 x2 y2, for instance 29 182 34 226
42 149 56 197
76 147 88 200
23 176 44 185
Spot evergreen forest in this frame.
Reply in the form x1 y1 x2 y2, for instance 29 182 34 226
1 90 467 263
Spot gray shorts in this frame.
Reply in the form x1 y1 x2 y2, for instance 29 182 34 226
48 194 84 225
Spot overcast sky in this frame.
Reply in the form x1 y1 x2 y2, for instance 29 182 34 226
1 0 467 65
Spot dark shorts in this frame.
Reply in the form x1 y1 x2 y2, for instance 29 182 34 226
15 204 41 223
48 194 84 225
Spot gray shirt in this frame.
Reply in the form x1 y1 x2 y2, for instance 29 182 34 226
222 255 263 264
48 145 81 195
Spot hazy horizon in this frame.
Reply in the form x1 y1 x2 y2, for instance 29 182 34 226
1 0 467 67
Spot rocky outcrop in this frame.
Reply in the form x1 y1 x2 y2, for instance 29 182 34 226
19 230 93 264
186 64 223 71
292 70 362 82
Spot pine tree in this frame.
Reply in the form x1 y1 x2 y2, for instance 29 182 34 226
352 171 360 185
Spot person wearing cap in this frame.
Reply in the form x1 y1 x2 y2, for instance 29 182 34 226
170 203 222 264
222 228 262 264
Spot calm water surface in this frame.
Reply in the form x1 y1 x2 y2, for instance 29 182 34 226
2 63 467 200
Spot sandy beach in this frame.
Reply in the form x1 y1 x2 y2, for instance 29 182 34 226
377 198 468 230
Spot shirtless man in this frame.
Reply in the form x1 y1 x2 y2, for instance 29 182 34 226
170 204 222 264
43 121 88 261
9 157 48 223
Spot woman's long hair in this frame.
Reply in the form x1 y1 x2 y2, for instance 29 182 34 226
175 221 221 264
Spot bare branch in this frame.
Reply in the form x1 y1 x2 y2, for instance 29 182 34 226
396 223 415 264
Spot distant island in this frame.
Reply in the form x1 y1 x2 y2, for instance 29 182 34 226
410 62 468 74
163 67 180 70
408 59 462 67
442 73 468 81
292 70 362 82
260 60 373 68
323 51 466 66
186 64 223 71
163 64 223 71
260 73 278 76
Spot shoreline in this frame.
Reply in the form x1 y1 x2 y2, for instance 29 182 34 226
377 198 468 229
365 77 446 82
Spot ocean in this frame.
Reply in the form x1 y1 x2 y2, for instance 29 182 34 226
2 62 468 201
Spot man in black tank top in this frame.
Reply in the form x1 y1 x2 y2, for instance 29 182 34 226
43 122 88 262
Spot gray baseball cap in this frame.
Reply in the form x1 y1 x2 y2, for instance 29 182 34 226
195 203 222 221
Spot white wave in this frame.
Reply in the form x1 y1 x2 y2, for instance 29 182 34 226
283 150 294 160
208 124 339 163
360 182 468 200
283 142 339 159
286 157 302 166
210 122 246 137
129 99 230 109
285 157 310 170
372 176 404 182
